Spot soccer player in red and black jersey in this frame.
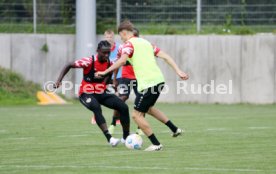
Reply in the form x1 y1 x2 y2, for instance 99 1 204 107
54 40 130 147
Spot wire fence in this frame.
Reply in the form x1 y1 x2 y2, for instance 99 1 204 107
117 0 276 33
0 0 275 34
0 1 76 33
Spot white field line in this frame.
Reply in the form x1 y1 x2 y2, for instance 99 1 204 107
6 137 34 140
4 126 273 140
248 127 271 130
206 128 227 131
0 130 7 133
0 164 273 172
57 134 90 138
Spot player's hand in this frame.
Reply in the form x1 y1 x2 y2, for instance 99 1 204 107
95 71 106 78
178 71 189 80
54 81 61 89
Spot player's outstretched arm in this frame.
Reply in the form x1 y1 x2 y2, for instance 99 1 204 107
54 62 75 88
112 68 119 87
156 50 189 80
95 54 128 77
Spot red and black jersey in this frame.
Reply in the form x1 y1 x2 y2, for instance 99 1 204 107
121 38 160 58
117 39 161 80
74 54 112 95
116 44 136 79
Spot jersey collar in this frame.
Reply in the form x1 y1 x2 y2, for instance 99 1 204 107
129 36 137 40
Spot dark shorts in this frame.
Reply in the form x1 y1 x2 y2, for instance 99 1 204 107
118 78 139 98
79 90 129 126
79 90 127 112
134 82 165 113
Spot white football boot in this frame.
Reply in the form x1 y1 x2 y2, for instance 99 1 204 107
144 144 163 151
172 128 184 137
120 138 126 144
109 137 120 147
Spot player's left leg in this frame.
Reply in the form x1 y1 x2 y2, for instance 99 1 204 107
145 82 183 137
147 107 183 137
100 91 130 140
106 84 120 131
79 93 120 146
108 94 129 134
108 110 120 134
109 78 132 134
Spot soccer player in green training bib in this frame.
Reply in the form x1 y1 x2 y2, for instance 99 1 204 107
96 20 189 151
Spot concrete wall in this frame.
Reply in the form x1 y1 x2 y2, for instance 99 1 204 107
0 34 11 69
0 34 275 104
0 34 76 97
241 35 275 104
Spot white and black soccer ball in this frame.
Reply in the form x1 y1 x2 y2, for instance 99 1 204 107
125 134 143 150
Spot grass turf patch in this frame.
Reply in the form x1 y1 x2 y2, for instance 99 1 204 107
0 66 41 105
0 103 275 174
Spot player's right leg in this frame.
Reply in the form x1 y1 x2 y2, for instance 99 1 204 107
132 109 162 151
79 93 119 147
133 83 166 151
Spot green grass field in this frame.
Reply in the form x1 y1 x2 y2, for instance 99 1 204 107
0 103 276 174
1 23 275 35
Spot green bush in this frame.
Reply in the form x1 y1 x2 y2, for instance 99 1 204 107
0 66 41 105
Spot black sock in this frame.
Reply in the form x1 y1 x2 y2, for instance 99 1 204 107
148 134 160 145
123 131 129 140
165 120 178 133
103 130 112 142
111 116 118 126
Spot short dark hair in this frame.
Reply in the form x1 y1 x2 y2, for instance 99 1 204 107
133 27 139 37
104 29 114 35
118 20 134 33
97 40 111 51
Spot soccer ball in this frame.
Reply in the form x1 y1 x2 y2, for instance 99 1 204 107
125 134 143 150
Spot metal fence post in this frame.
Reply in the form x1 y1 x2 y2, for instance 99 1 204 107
197 0 201 33
33 0 37 33
116 0 121 27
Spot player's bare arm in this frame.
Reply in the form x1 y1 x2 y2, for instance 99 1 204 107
112 68 119 87
54 62 75 88
95 54 128 77
156 50 189 80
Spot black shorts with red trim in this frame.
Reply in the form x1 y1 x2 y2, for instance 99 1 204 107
118 78 138 98
134 82 165 113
